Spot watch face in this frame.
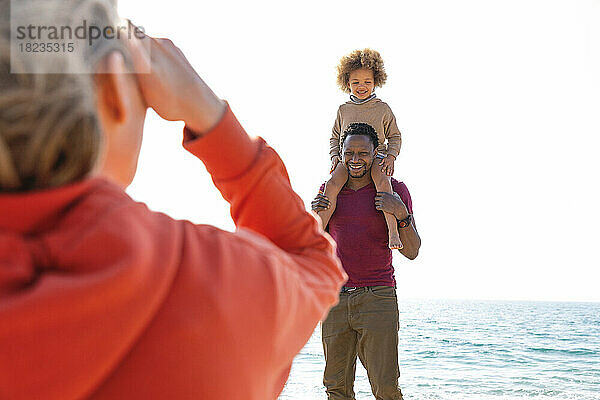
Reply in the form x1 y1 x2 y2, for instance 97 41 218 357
399 214 412 228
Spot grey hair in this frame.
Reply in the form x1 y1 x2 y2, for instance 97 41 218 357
0 0 127 191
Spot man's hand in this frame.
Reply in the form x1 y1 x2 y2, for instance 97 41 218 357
374 192 409 220
126 22 225 135
311 192 331 213
330 157 340 174
379 155 395 176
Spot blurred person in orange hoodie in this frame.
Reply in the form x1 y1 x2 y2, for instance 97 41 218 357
0 1 346 399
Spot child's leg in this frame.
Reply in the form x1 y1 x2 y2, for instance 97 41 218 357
371 161 402 249
318 161 348 230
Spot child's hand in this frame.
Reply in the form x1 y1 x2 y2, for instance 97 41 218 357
330 156 340 174
379 155 395 176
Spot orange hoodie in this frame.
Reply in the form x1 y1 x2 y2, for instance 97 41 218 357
0 105 346 400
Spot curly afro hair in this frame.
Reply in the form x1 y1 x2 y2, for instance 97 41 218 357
336 48 387 93
340 123 379 153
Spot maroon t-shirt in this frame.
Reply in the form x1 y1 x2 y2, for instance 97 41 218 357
321 178 413 287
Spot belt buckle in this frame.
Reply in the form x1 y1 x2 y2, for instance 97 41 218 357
344 287 358 293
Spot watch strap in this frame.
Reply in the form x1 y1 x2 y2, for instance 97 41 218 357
398 214 412 229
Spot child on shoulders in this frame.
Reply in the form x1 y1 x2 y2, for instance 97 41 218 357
319 48 403 249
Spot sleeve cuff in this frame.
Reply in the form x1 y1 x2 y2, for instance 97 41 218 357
182 102 260 181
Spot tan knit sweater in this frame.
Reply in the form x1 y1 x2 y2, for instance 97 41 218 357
329 98 402 159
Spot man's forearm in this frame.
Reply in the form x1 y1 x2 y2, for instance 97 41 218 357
393 203 420 259
398 221 420 259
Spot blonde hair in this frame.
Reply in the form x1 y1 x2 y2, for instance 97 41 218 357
0 0 126 191
336 48 387 93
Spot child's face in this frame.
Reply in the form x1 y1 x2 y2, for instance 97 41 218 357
348 68 375 99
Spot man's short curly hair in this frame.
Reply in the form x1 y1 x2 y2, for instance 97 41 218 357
340 123 379 153
337 48 387 93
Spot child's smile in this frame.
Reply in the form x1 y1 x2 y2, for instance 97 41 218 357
348 68 375 100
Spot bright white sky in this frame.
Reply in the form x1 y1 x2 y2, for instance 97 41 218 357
119 0 600 302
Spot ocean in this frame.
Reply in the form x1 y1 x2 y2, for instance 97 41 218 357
279 299 600 400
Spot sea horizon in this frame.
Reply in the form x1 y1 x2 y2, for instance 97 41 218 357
396 296 600 305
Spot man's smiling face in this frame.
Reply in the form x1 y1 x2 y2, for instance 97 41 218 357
342 135 376 179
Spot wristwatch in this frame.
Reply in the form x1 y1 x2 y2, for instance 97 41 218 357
398 214 412 229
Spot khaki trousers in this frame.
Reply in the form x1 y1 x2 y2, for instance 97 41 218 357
321 286 403 400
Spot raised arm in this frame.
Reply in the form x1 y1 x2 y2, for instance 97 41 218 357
180 106 346 396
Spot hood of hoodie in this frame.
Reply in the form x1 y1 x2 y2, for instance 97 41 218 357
0 178 180 400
